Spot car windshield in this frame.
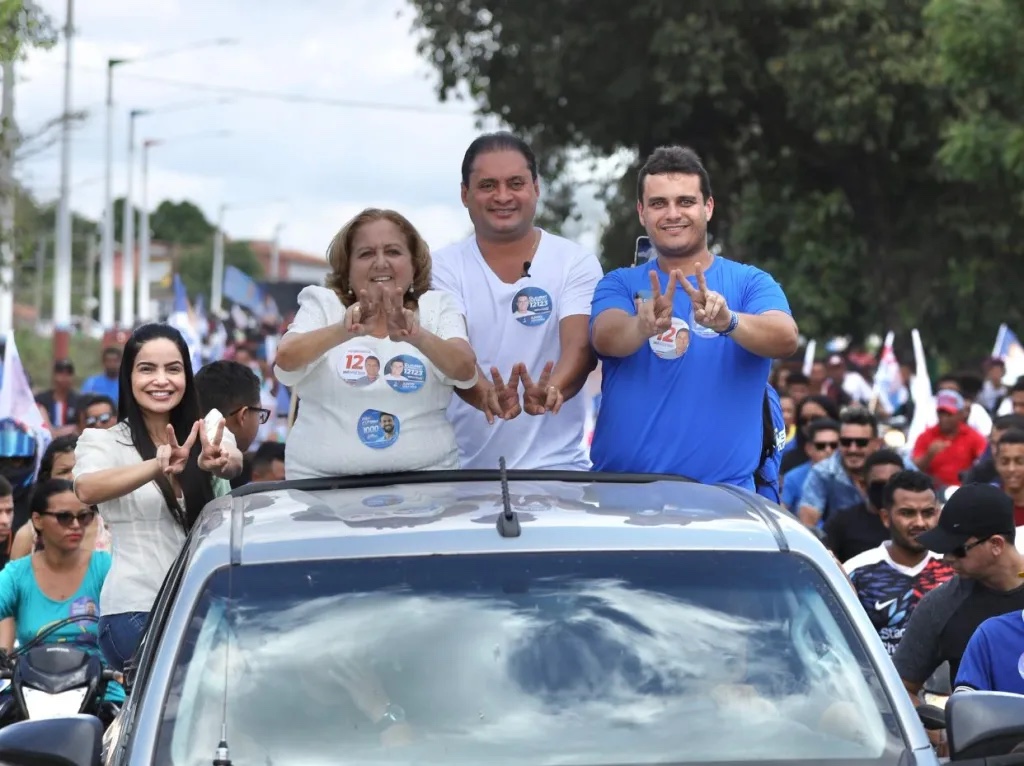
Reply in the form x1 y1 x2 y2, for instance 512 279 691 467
156 551 906 766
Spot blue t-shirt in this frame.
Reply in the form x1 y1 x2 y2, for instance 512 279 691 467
954 609 1024 695
754 385 787 503
80 374 119 405
781 461 813 511
589 257 792 487
0 553 124 702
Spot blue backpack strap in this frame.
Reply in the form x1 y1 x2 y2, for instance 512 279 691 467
754 386 786 503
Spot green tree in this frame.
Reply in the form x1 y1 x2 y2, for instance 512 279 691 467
0 0 56 60
177 239 263 302
150 199 214 246
408 0 1024 365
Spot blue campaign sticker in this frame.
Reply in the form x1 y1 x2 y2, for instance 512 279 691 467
363 494 405 508
357 409 400 449
511 286 552 327
384 354 426 393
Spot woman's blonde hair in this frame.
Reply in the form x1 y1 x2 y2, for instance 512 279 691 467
324 208 432 308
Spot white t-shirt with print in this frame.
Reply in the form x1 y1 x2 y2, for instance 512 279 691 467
431 230 603 471
274 287 476 479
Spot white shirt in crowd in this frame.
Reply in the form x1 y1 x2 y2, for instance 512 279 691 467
274 287 477 479
73 421 234 615
431 229 603 471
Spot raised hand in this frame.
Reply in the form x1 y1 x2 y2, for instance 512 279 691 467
344 287 384 336
198 418 230 474
156 422 199 476
381 285 420 342
520 361 563 415
636 269 677 337
678 263 732 332
488 365 523 422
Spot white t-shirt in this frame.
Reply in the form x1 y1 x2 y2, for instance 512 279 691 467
74 422 190 615
431 230 604 471
274 287 476 479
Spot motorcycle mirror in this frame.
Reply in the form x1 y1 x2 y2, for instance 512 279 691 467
916 703 947 731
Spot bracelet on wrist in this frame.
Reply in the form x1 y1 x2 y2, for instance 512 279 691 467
718 312 740 337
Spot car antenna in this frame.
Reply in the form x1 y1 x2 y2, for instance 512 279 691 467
213 505 239 766
496 456 521 538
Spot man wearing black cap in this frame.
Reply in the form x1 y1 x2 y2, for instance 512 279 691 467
34 359 80 437
892 483 1024 700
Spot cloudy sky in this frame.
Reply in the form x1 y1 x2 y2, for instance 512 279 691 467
16 0 612 262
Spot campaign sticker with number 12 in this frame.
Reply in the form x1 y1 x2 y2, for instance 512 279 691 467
337 347 382 387
649 318 691 360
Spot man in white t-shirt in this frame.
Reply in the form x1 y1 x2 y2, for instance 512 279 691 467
432 132 604 470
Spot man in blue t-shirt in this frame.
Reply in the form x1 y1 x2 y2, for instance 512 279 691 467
589 145 799 488
954 608 1024 695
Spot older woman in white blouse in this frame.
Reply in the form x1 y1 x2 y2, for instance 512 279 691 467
275 208 493 479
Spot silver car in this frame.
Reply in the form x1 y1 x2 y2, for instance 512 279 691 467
0 470 1020 766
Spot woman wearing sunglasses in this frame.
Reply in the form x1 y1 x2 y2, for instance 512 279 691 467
0 479 124 703
9 436 112 560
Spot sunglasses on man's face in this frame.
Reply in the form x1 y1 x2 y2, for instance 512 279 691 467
813 440 839 451
950 536 993 559
84 412 114 427
39 509 96 528
840 437 871 449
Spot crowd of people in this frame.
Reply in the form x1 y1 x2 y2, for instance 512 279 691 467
0 129 1016 749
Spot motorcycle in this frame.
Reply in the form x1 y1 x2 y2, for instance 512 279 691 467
0 614 121 729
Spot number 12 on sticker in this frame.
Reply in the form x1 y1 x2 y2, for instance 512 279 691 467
345 353 364 371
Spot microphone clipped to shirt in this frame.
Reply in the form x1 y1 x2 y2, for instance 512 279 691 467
522 261 532 279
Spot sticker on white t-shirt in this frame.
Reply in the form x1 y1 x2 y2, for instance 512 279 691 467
336 347 383 387
357 410 400 449
511 286 552 327
383 354 426 393
649 318 691 360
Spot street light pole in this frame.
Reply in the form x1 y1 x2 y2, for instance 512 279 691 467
52 0 74 360
119 108 143 329
270 223 285 281
137 139 156 322
99 57 123 330
211 203 226 315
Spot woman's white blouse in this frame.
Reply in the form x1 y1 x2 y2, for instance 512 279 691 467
274 287 477 479
73 422 187 616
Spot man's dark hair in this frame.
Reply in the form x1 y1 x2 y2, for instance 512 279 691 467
955 371 983 400
863 448 904 478
637 145 712 203
839 406 878 435
194 361 260 417
460 131 538 187
936 373 960 391
882 470 935 510
994 414 1024 432
80 394 116 413
252 442 285 474
998 428 1024 447
1013 377 1024 394
0 475 11 498
806 417 840 441
102 346 121 358
787 372 810 387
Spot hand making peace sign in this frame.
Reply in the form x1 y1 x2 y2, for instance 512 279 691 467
198 418 231 474
520 361 563 415
679 263 733 333
381 284 420 342
156 422 199 477
635 269 677 338
345 287 385 336
483 366 523 424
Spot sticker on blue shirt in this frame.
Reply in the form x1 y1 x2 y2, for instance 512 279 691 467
384 355 426 393
649 317 691 360
337 347 382 387
357 410 400 448
511 287 552 327
688 305 719 339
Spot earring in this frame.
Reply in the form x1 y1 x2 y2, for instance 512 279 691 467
406 285 414 295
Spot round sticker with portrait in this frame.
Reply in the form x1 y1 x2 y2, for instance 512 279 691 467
383 354 426 393
357 410 400 449
511 286 553 327
335 347 382 388
649 318 691 360
688 306 720 339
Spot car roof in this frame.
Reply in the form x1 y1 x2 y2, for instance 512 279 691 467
191 471 819 567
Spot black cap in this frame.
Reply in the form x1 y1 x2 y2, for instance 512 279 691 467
917 483 1015 554
53 359 74 373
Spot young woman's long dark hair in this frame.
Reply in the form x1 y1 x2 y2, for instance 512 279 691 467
117 323 212 532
